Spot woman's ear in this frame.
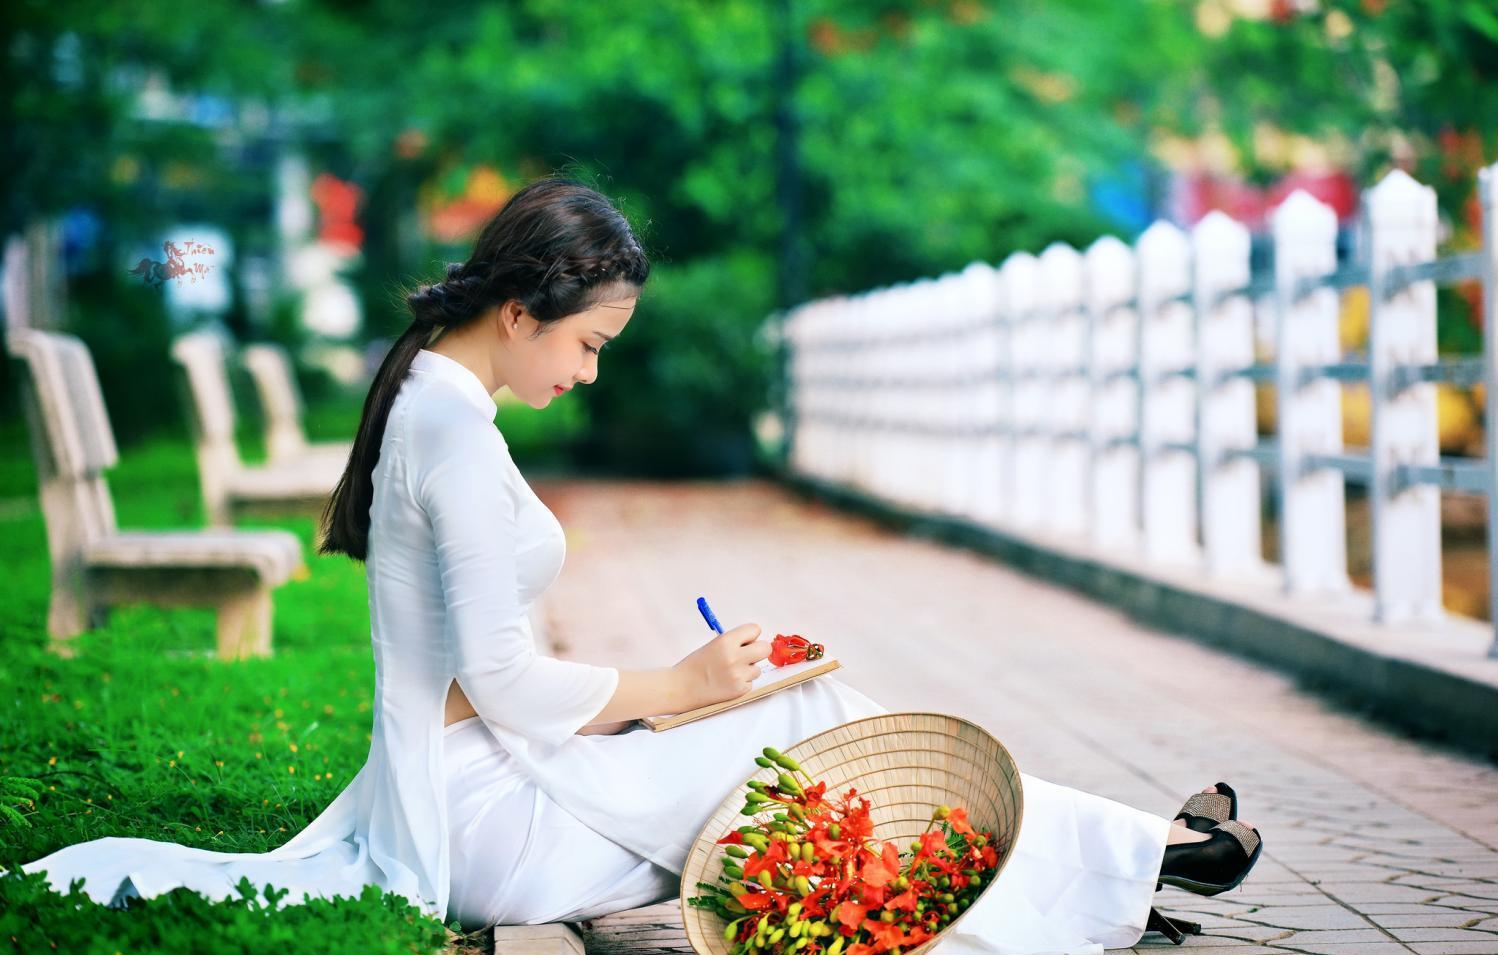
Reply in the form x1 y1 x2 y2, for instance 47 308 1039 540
509 300 531 334
494 299 523 339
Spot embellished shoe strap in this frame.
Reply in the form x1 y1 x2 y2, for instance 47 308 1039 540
1177 791 1231 822
1214 819 1261 858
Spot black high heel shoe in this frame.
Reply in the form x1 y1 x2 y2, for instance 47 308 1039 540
1145 820 1263 945
1158 819 1263 896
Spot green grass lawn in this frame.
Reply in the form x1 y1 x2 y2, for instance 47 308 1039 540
0 393 540 953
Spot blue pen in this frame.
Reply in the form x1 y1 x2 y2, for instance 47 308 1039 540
697 596 724 634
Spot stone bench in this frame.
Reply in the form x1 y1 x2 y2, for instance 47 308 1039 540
170 329 347 527
7 327 304 659
241 342 353 469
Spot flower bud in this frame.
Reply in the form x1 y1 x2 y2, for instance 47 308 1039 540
772 752 803 773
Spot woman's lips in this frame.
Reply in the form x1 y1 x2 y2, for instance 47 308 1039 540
554 385 566 395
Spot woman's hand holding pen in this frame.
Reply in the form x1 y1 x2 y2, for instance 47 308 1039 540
672 616 771 709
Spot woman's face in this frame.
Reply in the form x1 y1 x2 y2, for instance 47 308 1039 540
502 290 637 409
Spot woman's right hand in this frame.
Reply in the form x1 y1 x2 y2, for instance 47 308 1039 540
672 623 771 710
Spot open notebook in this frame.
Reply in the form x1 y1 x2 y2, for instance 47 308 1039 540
640 654 842 732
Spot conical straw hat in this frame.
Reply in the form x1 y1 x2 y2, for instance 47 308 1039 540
679 711 1024 955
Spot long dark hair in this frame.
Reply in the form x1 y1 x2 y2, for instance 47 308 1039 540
317 176 649 562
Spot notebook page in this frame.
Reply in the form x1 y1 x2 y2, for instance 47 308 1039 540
750 655 839 690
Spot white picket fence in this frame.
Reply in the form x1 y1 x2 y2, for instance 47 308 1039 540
776 163 1498 659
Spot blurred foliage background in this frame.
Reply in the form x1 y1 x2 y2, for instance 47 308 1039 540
3 0 1496 472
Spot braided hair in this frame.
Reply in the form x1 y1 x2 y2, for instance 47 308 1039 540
318 176 649 561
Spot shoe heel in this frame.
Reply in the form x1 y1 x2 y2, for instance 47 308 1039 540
1145 906 1203 945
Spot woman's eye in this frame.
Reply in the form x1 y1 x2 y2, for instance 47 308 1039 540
584 344 599 355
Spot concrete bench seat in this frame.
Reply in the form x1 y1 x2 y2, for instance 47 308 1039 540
7 326 305 659
84 529 302 583
171 330 348 526
224 454 347 500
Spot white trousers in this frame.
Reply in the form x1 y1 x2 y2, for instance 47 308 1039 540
442 676 1172 954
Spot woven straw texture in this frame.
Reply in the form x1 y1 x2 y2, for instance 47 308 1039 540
679 711 1025 955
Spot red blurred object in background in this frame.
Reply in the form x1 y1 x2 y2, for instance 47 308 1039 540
310 173 364 252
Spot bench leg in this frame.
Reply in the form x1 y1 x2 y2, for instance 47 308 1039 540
215 586 274 660
47 576 107 654
491 923 586 955
47 584 88 641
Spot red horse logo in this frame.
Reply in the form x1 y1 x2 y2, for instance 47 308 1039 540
128 239 215 288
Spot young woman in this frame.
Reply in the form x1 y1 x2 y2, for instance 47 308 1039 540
20 177 1262 952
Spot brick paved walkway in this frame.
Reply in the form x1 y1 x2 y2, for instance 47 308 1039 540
533 477 1498 955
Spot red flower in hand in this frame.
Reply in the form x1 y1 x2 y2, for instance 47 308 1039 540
769 633 825 666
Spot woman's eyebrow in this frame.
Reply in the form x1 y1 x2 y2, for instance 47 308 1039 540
593 331 616 342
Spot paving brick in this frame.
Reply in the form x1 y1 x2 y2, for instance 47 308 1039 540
1229 906 1373 930
1275 945 1415 955
1372 913 1497 929
1392 929 1498 943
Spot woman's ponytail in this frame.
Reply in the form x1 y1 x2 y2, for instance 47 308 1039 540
316 316 435 561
